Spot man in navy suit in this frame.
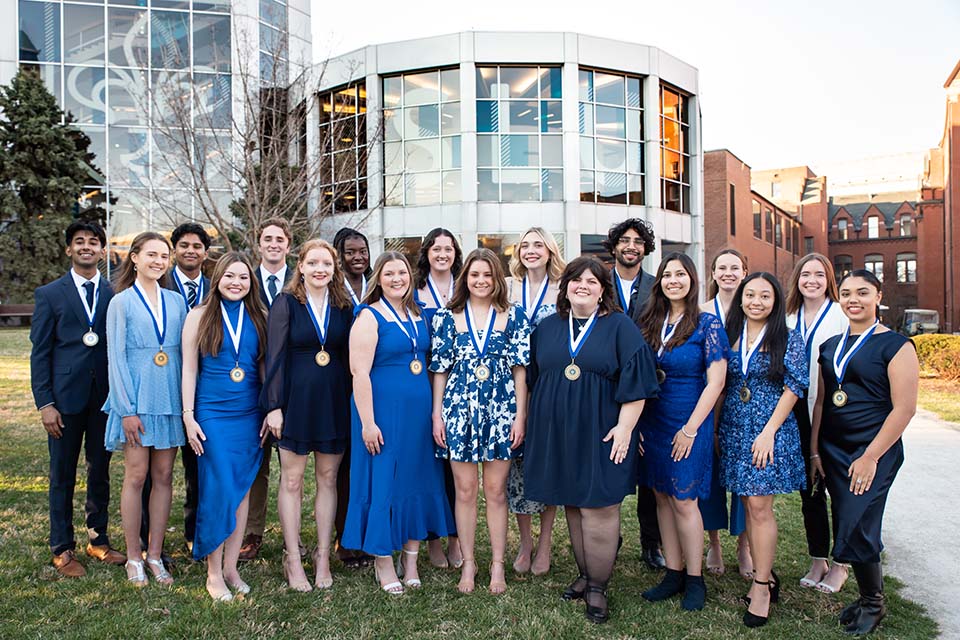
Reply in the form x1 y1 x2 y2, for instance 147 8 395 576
603 218 664 571
30 221 125 577
140 222 211 557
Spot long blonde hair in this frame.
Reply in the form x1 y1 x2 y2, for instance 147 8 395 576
284 239 352 309
508 227 565 283
362 251 420 316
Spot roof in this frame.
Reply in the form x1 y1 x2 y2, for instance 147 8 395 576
946 59 960 88
828 200 916 229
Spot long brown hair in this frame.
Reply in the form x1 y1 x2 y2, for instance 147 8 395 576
556 256 619 319
362 251 420 317
196 253 268 360
284 239 351 309
706 248 748 299
414 228 463 290
786 252 839 315
448 248 510 313
638 252 701 352
112 231 171 292
508 227 566 284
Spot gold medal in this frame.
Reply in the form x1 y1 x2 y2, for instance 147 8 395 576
82 330 99 347
153 350 169 367
832 388 848 407
230 366 245 383
410 359 423 375
315 350 330 367
475 364 491 381
564 362 581 381
739 386 751 403
656 368 666 384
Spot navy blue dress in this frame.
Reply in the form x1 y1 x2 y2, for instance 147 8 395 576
524 312 659 508
260 292 352 454
638 313 728 500
818 330 910 563
193 300 264 559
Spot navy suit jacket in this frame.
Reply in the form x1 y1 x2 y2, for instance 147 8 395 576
165 271 210 309
30 272 113 414
256 266 292 309
609 267 655 321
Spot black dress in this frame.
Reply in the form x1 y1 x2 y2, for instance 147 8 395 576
524 312 659 508
261 292 352 454
818 330 911 564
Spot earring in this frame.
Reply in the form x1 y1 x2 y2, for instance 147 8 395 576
134 265 137 272
598 296 603 303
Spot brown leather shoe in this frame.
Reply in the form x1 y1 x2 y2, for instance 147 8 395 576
53 550 87 577
86 543 126 566
238 534 262 561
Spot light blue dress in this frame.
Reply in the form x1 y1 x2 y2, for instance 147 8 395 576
103 286 187 451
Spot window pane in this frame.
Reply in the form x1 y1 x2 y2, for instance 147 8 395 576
108 126 149 186
79 126 106 181
477 100 498 133
500 168 539 201
500 134 538 167
594 72 624 106
152 70 189 126
506 101 539 132
662 117 681 151
662 149 681 180
65 65 106 125
541 135 562 167
628 142 643 174
194 0 230 11
153 0 190 8
194 73 232 129
384 109 401 141
20 63 61 107
578 70 593 102
682 184 692 214
662 87 680 120
151 11 190 69
19 1 60 62
405 171 441 205
499 67 538 99
384 141 403 174
476 67 498 99
626 77 641 109
108 8 148 67
403 71 439 106
596 106 625 139
540 100 561 132
542 169 562 201
628 173 643 205
596 138 625 172
383 76 402 108
627 109 642 141
152 131 186 188
440 101 460 134
539 67 562 99
477 169 499 200
578 103 594 135
663 180 681 211
579 170 595 202
580 136 594 170
442 170 461 202
259 0 286 29
597 171 627 204
108 68 148 126
384 174 403 206
109 189 150 241
403 104 439 138
64 4 105 65
404 138 440 172
477 135 497 167
441 136 461 169
333 150 356 182
440 68 460 101
193 14 231 73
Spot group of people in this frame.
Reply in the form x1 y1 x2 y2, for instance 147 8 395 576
30 215 918 634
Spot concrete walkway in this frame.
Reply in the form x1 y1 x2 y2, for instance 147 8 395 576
883 409 960 639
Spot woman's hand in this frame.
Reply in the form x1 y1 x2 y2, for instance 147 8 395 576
432 414 447 449
122 415 145 447
363 423 384 455
509 415 526 450
671 428 695 462
751 428 776 469
603 423 633 465
265 408 283 441
185 417 206 456
810 455 825 490
847 455 878 495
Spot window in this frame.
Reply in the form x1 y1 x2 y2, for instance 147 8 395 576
151 11 190 70
785 220 792 252
774 217 783 248
579 69 643 205
319 82 367 213
660 84 691 213
384 68 460 206
834 255 853 278
752 200 761 239
864 254 884 282
899 214 913 237
837 217 848 240
18 1 60 63
771 182 781 199
896 253 917 283
804 236 814 255
729 184 736 236
792 224 799 254
764 208 773 243
867 216 880 239
383 236 422 266
478 66 562 202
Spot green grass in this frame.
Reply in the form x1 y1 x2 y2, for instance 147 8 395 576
0 327 938 639
918 379 960 424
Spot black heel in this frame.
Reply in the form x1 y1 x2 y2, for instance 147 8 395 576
561 574 587 601
743 578 775 628
770 569 781 603
584 585 609 624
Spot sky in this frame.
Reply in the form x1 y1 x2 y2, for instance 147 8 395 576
310 0 959 171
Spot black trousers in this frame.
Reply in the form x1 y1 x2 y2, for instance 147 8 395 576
636 485 661 549
140 445 198 546
795 400 832 559
48 396 111 555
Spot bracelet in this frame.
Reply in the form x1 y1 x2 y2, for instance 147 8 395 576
680 426 696 439
182 409 194 414
809 454 820 460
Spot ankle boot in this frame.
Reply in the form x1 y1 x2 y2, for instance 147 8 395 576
845 562 885 635
642 568 685 602
839 598 862 626
681 574 706 611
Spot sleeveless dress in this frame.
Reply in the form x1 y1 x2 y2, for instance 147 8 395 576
429 304 531 462
638 313 728 500
342 304 456 555
192 299 264 559
818 330 911 564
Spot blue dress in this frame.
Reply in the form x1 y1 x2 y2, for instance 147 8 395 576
638 313 728 500
524 312 659 508
719 330 807 496
260 293 352 454
429 304 531 462
103 286 187 451
192 299 264 559
342 304 456 555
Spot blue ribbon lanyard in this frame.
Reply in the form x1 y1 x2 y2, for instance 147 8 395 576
522 276 549 322
832 321 880 387
132 282 167 349
614 270 635 314
305 290 330 347
426 274 452 309
568 309 599 361
465 301 497 359
799 300 833 360
345 277 367 307
380 298 419 356
713 297 726 327
79 281 99 330
740 321 767 377
220 302 244 363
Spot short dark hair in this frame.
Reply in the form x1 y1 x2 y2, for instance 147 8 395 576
556 256 620 318
65 220 106 246
171 222 211 250
258 217 292 242
602 218 656 256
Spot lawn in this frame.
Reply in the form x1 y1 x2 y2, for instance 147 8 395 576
0 328 939 639
918 379 960 425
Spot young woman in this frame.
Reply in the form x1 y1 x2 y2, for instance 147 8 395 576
785 253 849 593
102 232 187 586
719 272 807 628
343 252 456 595
810 270 918 635
413 228 463 570
637 252 728 611
524 257 659 624
697 249 752 578
504 227 565 576
181 252 268 601
430 248 531 594
261 240 354 591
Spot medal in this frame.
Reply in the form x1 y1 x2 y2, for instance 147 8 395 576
566 308 598 383
410 359 423 375
798 300 833 360
466 300 497 383
344 276 367 307
564 363 581 381
831 320 880 409
305 290 331 367
230 366 246 382
171 269 203 308
521 276 549 322
82 330 100 347
739 386 751 403
133 282 168 367
426 274 454 308
475 364 491 380
315 350 330 367
656 368 666 384
613 269 637 315
832 389 848 407
78 277 100 347
381 298 423 376
221 301 246 383
739 321 767 404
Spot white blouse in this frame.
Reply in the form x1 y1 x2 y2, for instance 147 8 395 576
787 302 849 416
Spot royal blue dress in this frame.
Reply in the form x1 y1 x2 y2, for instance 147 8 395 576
192 299 264 559
719 330 807 496
260 292 352 454
524 312 659 508
342 304 456 555
429 304 531 462
638 313 728 500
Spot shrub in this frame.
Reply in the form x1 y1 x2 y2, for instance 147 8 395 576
912 334 960 381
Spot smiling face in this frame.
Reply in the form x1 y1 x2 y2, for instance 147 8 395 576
299 246 335 290
797 258 829 301
614 227 645 269
65 230 105 270
342 237 370 277
258 224 290 268
218 261 251 302
466 259 494 301
660 259 692 302
379 259 410 301
428 234 456 274
566 268 603 314
740 277 776 322
518 230 549 272
131 239 171 282
174 233 208 274
713 253 745 293
839 276 882 324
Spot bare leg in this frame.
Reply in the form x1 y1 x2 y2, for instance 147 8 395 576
513 514 534 573
450 461 479 593
531 505 556 575
205 545 230 599
402 540 421 585
669 496 704 576
482 460 510 594
738 532 755 579
802 557 830 586
277 448 310 591
654 491 682 570
706 529 725 574
223 491 250 592
146 448 176 583
743 495 777 618
313 452 342 588
121 446 150 563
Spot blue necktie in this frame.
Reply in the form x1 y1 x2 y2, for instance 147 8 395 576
82 281 95 309
267 275 278 306
185 281 198 308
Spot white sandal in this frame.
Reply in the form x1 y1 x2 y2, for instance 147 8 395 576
375 556 404 595
395 549 421 588
145 556 174 585
125 559 147 587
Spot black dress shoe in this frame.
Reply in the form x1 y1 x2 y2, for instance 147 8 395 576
561 574 587 601
584 585 609 624
641 546 666 570
840 598 863 626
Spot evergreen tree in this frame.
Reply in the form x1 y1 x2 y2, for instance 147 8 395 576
0 68 95 303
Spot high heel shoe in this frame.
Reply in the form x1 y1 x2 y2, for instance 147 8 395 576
125 559 148 587
742 569 780 605
561 573 587 601
374 556 404 595
743 575 778 628
584 585 609 624
395 549 421 588
145 556 174 586
283 550 312 592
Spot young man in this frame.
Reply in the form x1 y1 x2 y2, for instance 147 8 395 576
240 218 293 561
30 221 124 577
602 218 664 570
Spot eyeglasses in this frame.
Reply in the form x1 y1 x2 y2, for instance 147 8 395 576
617 237 645 247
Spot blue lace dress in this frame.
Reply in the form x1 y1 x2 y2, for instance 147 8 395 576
638 313 728 500
718 330 808 496
429 304 531 462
